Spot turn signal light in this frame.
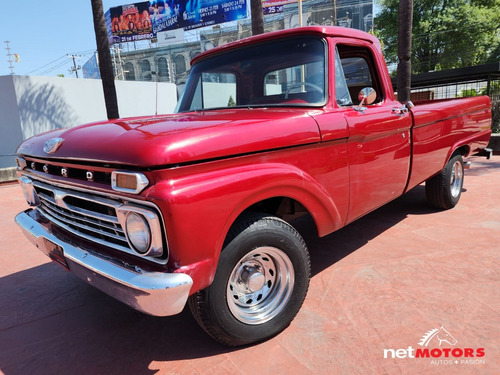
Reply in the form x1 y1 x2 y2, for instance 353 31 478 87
111 171 149 194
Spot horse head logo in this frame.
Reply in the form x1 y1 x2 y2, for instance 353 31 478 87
418 326 458 347
418 326 457 346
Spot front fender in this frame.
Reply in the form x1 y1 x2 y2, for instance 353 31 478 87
147 157 347 293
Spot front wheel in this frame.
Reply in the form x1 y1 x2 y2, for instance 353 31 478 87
188 213 310 346
425 154 464 209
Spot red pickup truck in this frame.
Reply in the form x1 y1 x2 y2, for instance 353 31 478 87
15 26 491 346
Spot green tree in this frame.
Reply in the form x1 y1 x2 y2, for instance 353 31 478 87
457 88 479 97
376 0 500 74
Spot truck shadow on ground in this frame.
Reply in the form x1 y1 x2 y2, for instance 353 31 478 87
0 185 448 374
299 184 439 277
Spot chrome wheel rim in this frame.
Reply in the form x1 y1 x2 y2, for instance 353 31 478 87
450 160 463 198
227 247 294 325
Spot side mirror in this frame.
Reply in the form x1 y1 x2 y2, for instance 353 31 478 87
356 87 377 112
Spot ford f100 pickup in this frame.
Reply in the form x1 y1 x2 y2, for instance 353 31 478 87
15 26 492 346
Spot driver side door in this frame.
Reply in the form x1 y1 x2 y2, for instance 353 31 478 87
335 44 412 223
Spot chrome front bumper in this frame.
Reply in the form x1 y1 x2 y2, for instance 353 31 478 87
15 209 193 317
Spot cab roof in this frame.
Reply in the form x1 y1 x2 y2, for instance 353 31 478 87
191 26 380 65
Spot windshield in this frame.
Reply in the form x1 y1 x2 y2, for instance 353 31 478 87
175 36 327 112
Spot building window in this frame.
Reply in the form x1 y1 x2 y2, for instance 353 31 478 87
158 57 169 81
174 54 186 74
124 62 135 81
140 59 152 80
190 50 201 60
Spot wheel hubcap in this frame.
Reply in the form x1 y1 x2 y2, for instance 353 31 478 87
241 266 266 292
227 247 294 325
450 160 463 198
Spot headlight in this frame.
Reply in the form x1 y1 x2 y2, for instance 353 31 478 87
117 205 164 258
125 212 151 254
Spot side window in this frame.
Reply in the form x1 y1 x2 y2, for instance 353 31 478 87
341 57 373 91
336 45 383 105
263 60 325 104
189 72 237 110
335 48 352 106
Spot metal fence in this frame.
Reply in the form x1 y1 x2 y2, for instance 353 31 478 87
393 63 500 132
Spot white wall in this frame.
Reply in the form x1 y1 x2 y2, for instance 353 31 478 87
0 75 177 168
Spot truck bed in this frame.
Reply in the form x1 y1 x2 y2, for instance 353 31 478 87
407 96 492 190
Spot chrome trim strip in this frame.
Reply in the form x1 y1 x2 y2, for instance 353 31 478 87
16 210 192 317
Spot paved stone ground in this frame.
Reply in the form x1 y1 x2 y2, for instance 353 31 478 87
1 156 499 375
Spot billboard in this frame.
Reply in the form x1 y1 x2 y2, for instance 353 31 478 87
150 0 247 32
107 2 154 44
262 0 297 15
106 1 248 44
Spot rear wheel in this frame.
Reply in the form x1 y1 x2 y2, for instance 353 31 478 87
425 154 464 209
188 213 310 346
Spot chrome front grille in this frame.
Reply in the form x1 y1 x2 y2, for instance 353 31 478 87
34 180 129 251
27 178 167 264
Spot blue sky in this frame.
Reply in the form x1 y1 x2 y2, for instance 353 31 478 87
0 1 134 77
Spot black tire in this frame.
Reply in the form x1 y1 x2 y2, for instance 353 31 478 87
425 154 464 209
188 213 310 346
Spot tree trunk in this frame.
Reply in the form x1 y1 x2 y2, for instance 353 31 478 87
90 0 120 119
251 0 264 36
397 0 413 104
332 0 337 25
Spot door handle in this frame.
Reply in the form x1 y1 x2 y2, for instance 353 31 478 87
392 107 409 115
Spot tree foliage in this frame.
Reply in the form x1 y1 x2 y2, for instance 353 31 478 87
376 0 500 73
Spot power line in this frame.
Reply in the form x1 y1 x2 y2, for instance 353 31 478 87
25 50 96 76
37 59 71 76
26 55 67 74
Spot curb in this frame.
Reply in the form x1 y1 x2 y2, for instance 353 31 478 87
0 167 17 183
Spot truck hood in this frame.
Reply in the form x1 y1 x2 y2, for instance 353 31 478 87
17 109 321 168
